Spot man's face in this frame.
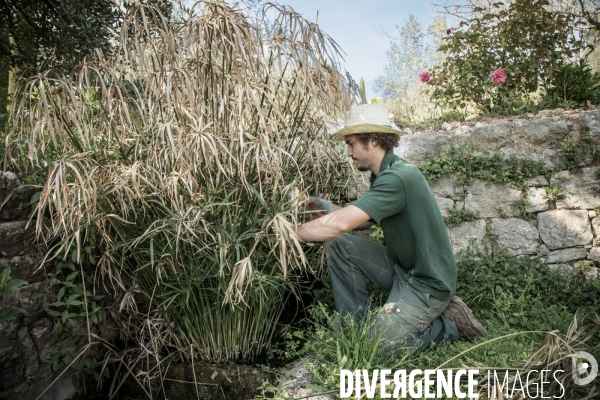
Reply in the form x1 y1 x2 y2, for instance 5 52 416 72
345 134 372 171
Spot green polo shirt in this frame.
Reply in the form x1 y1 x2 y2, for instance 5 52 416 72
352 150 456 300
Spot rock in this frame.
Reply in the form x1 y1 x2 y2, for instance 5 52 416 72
537 244 550 257
524 175 549 187
547 264 574 276
592 217 600 238
471 118 567 168
18 327 39 379
0 253 44 282
589 247 600 262
0 172 37 221
447 220 487 260
434 196 454 218
397 130 467 164
590 210 597 218
551 167 600 209
0 221 36 257
489 218 540 256
30 318 60 365
428 175 458 198
464 180 521 218
279 358 335 400
525 187 549 213
584 267 599 280
16 282 48 325
0 347 24 390
545 248 589 264
537 210 593 250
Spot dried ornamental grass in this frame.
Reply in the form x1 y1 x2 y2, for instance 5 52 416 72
5 1 360 362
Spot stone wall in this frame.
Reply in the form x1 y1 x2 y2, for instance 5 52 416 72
0 172 77 400
349 108 600 277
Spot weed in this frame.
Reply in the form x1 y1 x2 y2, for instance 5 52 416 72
445 206 479 227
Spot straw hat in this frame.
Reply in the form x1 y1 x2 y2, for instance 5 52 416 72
330 104 407 140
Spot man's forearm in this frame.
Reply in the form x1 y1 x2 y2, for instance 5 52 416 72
293 205 372 242
294 213 348 241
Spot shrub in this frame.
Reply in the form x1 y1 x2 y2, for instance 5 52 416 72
5 2 360 364
426 0 580 114
542 59 600 108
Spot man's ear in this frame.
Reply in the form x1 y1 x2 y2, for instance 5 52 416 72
369 138 379 149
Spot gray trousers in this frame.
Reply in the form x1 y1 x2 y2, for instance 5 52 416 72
325 234 458 354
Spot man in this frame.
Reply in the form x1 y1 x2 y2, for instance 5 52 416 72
293 104 485 354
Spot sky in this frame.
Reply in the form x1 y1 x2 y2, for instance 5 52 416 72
274 0 438 97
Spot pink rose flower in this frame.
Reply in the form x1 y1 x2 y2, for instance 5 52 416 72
489 68 507 85
419 71 431 83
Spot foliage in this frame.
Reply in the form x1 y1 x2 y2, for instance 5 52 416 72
427 0 581 114
542 59 600 108
5 1 359 366
0 267 28 349
457 252 600 315
370 225 384 244
419 144 552 187
374 16 448 123
444 205 478 227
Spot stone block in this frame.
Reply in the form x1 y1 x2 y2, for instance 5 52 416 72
0 221 36 257
525 187 549 213
584 267 599 280
30 318 60 365
398 130 468 164
434 196 454 218
538 210 593 250
447 219 487 260
524 175 549 187
470 122 513 150
589 247 600 262
1 282 49 326
548 263 575 276
0 253 44 282
0 347 24 390
18 327 39 379
464 180 521 218
490 218 540 256
551 167 600 210
0 172 37 221
428 175 457 198
545 248 588 264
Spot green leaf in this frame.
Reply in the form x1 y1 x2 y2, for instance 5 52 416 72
0 339 25 349
0 307 28 321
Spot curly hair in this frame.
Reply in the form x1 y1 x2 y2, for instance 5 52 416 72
356 132 400 151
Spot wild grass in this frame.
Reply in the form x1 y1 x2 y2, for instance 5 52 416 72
261 253 600 400
3 0 361 371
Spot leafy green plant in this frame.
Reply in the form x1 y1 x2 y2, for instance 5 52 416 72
542 59 600 108
419 144 551 187
0 267 28 349
445 205 478 227
370 224 384 244
426 0 580 114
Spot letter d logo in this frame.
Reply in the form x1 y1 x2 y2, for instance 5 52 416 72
572 351 598 386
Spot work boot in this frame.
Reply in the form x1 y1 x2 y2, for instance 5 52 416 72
442 296 486 340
